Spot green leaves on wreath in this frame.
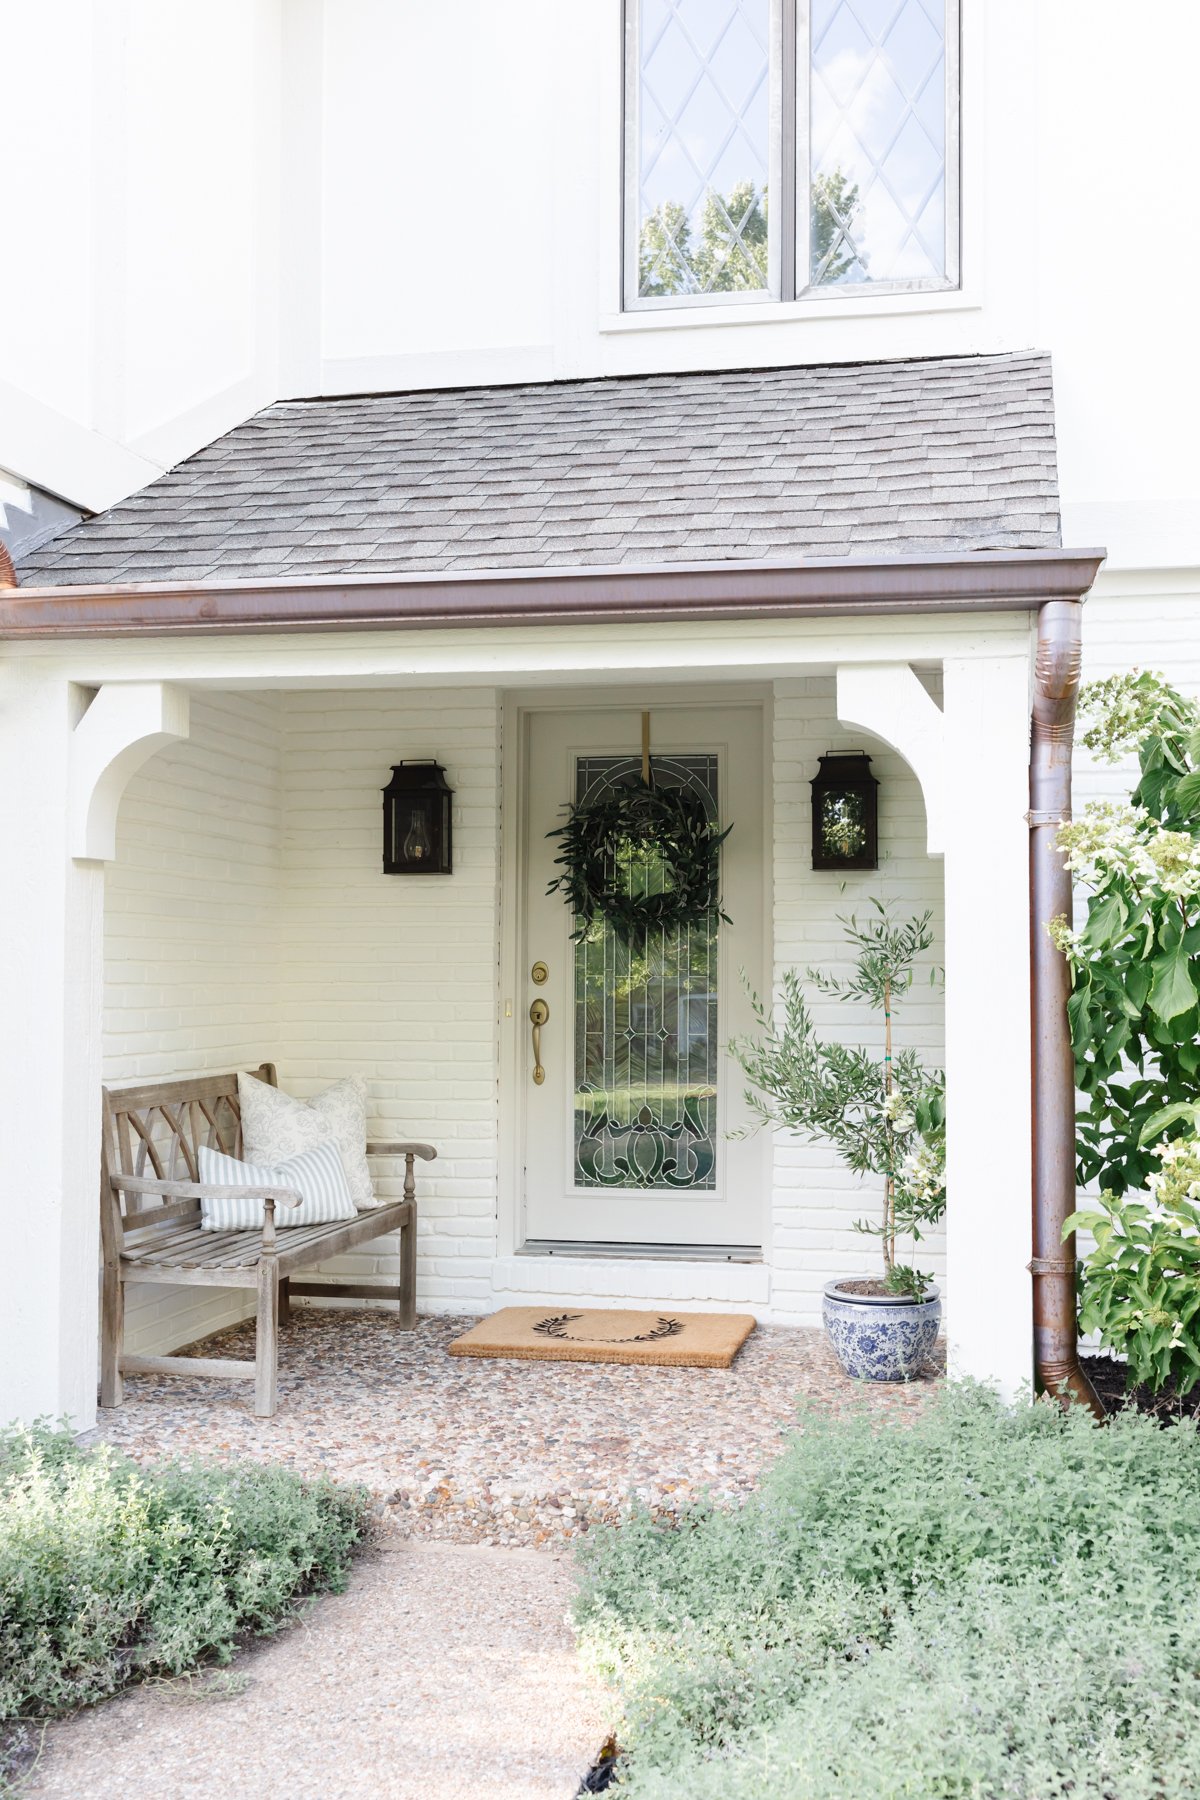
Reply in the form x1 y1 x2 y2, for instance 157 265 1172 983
546 778 732 946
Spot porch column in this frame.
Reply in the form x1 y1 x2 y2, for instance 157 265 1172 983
941 653 1034 1396
0 665 105 1428
0 667 189 1429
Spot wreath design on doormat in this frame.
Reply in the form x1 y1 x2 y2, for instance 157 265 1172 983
532 1313 685 1345
546 779 732 947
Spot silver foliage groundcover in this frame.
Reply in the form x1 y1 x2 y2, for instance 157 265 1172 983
574 1384 1200 1800
0 1427 368 1737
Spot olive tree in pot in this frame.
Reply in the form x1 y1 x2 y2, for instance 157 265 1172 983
731 903 946 1380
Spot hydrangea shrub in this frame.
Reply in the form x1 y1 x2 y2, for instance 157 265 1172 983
1052 670 1200 1194
1066 1136 1200 1391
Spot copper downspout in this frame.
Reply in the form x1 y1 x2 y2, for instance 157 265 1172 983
1029 598 1104 1415
0 541 16 588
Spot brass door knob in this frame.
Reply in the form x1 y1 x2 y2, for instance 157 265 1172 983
529 998 549 1085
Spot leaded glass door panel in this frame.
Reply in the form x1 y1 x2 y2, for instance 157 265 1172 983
522 705 766 1248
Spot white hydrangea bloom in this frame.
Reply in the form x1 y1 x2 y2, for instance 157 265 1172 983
1077 670 1195 763
1058 803 1200 903
881 1090 916 1134
1146 1138 1200 1220
899 1139 945 1203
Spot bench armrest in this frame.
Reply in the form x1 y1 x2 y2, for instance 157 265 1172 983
111 1172 304 1209
112 1171 303 1254
365 1141 435 1207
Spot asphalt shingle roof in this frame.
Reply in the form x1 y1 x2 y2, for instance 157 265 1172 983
19 353 1061 587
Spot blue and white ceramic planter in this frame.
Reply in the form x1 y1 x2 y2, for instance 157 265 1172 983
822 1280 941 1382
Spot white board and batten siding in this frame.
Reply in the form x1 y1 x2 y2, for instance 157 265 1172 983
1077 576 1200 801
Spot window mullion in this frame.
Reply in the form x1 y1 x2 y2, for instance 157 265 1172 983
778 0 798 303
794 0 812 296
944 0 962 288
622 1 640 311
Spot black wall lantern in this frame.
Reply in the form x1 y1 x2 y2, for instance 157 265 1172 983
382 761 453 874
810 752 879 871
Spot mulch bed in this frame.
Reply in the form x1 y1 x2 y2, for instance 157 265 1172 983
1080 1353 1200 1424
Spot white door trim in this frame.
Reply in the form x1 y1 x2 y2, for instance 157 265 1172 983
496 684 773 1266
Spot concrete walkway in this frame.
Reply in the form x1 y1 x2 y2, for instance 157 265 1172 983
23 1542 609 1800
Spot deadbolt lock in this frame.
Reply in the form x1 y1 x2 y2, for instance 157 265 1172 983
531 960 549 985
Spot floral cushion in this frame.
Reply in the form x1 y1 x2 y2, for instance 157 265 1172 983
238 1072 378 1211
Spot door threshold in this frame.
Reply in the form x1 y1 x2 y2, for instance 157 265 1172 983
519 1239 763 1264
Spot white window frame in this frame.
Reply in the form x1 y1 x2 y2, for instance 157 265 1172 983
622 0 961 313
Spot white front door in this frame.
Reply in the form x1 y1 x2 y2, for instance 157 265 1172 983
520 703 766 1248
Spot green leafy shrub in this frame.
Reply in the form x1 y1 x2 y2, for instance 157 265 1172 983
0 1424 368 1730
1054 670 1200 1194
575 1385 1200 1798
1067 1135 1200 1392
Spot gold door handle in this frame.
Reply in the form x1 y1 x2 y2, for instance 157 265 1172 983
529 998 549 1085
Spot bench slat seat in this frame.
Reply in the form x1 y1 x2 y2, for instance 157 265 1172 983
121 1200 415 1275
101 1064 432 1417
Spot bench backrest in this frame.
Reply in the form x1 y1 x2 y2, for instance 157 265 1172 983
101 1064 277 1253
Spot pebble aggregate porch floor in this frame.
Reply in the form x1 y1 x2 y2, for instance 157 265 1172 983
92 1311 944 1545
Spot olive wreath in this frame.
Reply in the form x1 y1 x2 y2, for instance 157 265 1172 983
546 778 732 946
531 1312 685 1344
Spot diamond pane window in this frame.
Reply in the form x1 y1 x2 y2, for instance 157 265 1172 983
629 0 774 302
809 0 952 287
623 0 958 309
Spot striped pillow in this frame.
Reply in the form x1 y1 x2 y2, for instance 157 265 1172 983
197 1140 357 1231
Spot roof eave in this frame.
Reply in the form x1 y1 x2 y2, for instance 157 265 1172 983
0 547 1107 640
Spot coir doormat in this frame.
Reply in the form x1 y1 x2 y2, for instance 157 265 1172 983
448 1307 756 1369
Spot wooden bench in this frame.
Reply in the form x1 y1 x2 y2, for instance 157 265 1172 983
101 1064 434 1417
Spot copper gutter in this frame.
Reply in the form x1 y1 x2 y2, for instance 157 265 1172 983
0 548 1105 639
1029 598 1104 1415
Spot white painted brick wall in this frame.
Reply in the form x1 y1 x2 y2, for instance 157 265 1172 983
276 688 502 1314
770 676 947 1325
103 692 283 1352
100 675 950 1346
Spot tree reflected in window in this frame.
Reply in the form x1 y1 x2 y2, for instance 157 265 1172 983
627 0 957 305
